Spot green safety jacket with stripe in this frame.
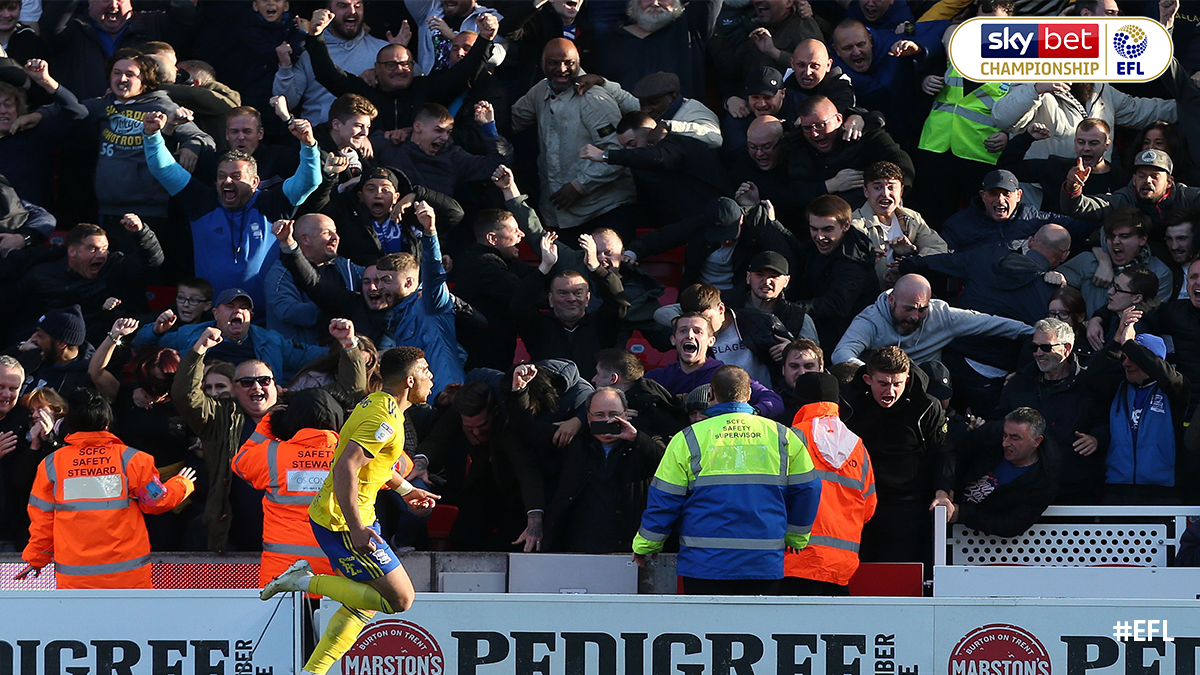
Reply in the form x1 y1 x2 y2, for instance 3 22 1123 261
917 66 1011 165
633 407 822 580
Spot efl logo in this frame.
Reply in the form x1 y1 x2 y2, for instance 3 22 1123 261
981 23 1099 58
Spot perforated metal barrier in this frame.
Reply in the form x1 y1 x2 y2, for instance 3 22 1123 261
950 524 1169 567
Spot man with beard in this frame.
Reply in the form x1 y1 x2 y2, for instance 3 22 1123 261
1064 149 1200 226
832 274 1034 367
709 0 822 102
225 107 298 189
1059 209 1172 316
304 7 495 133
787 95 913 210
992 318 1108 505
135 288 328 382
942 169 1092 253
727 251 819 349
512 38 633 233
324 166 463 267
851 161 946 287
376 102 510 197
272 0 387 125
16 220 163 348
992 81 1175 164
512 231 628 380
277 235 409 349
1162 209 1198 299
588 0 721 100
40 0 197 99
265 213 364 344
645 313 784 420
998 119 1126 215
12 305 94 395
142 108 321 311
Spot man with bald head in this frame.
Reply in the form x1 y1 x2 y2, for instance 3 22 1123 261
833 273 1034 367
789 94 914 209
267 214 365 343
731 116 806 228
512 38 634 233
784 39 859 114
304 7 495 131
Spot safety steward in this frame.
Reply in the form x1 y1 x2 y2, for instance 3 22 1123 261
782 372 876 595
233 389 342 586
19 389 195 588
632 365 821 595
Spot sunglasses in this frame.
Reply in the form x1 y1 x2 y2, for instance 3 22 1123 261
1029 342 1066 353
236 375 274 388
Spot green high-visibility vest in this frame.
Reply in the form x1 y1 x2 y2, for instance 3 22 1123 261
918 67 1011 165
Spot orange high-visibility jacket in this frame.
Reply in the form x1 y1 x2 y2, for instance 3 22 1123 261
24 430 194 589
785 401 877 586
232 417 336 585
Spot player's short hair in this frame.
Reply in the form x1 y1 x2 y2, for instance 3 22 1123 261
380 346 426 387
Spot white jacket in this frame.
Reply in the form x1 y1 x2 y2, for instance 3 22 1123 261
991 83 1176 160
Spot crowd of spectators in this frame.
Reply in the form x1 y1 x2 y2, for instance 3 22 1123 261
0 0 1198 573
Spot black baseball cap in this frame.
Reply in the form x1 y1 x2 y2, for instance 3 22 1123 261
703 198 744 242
981 169 1020 192
745 67 784 97
748 250 789 275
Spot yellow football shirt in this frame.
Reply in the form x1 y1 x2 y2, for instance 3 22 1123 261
309 391 407 532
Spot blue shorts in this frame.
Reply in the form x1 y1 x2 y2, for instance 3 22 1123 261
310 519 402 582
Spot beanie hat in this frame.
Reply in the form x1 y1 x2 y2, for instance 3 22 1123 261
37 305 86 347
793 371 840 406
684 384 712 413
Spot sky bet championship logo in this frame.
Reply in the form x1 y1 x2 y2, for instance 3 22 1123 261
949 17 1171 82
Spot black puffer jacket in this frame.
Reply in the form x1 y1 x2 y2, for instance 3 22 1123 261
842 365 951 500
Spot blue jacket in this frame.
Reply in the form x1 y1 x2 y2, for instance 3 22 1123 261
1108 382 1177 487
266 256 363 344
633 408 822 580
131 321 327 382
388 233 465 395
1099 339 1190 489
941 196 1095 252
144 132 321 311
902 244 1058 325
